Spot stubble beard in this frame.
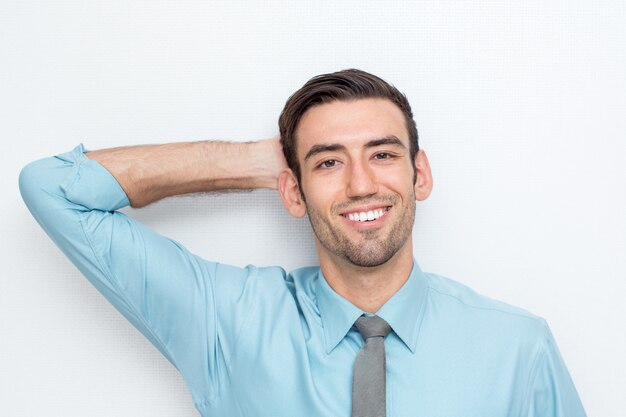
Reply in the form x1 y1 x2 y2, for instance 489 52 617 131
306 195 416 268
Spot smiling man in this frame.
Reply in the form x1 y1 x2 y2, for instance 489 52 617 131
279 98 429 314
20 69 586 416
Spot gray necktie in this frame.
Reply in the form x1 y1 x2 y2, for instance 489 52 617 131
352 315 392 417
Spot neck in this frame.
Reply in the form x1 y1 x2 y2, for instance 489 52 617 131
317 241 414 313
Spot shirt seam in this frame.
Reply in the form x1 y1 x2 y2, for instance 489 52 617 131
427 285 544 324
200 261 219 406
519 323 549 416
221 265 260 381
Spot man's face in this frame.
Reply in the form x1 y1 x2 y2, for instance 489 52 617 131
295 98 418 268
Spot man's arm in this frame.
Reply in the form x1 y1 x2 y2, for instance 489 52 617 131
524 325 587 417
19 138 288 405
86 138 286 207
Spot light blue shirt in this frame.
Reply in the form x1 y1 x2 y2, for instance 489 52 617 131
19 144 586 417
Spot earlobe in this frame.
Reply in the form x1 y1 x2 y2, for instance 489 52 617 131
413 149 433 201
278 169 307 218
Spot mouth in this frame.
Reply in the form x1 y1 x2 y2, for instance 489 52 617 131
340 206 391 223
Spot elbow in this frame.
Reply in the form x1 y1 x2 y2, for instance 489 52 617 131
19 157 64 213
19 159 45 208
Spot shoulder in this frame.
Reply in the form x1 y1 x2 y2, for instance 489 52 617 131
423 272 549 338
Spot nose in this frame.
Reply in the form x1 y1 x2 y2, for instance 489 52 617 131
345 159 378 198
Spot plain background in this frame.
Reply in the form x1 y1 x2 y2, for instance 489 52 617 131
2 1 625 416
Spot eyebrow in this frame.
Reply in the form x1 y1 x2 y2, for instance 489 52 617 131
303 135 406 161
366 135 406 149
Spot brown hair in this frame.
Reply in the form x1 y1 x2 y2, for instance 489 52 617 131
278 68 419 184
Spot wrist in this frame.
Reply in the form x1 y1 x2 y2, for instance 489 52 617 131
248 138 287 189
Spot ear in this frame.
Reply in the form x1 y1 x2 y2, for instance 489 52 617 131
414 149 433 201
278 169 307 218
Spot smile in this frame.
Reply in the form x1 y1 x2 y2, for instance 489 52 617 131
341 207 390 222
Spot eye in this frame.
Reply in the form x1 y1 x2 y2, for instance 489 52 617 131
320 159 337 168
373 152 390 160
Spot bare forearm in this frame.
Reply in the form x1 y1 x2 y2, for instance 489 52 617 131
86 139 285 208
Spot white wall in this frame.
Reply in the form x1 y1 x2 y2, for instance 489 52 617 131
2 1 625 415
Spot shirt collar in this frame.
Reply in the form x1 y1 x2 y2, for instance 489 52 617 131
315 260 428 354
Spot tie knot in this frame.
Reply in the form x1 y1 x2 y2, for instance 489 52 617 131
354 315 391 339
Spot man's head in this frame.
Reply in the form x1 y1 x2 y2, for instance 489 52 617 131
279 69 419 186
277 70 432 269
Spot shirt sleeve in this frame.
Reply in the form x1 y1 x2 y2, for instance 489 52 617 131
525 324 587 417
18 144 250 405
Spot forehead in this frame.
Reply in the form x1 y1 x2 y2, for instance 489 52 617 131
296 98 408 157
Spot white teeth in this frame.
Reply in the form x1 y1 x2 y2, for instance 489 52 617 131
346 208 386 222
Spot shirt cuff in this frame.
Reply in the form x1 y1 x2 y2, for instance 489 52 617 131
58 143 130 211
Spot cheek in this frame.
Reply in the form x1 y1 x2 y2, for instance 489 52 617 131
302 178 343 202
305 193 334 213
378 171 414 191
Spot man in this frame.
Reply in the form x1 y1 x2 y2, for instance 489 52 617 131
20 69 586 416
